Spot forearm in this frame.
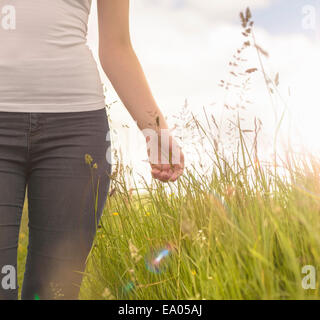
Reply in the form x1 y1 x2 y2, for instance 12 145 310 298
99 46 168 135
97 0 184 181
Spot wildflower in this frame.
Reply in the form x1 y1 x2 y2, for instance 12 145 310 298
145 212 151 216
84 153 93 165
191 270 197 276
112 212 119 216
195 230 207 247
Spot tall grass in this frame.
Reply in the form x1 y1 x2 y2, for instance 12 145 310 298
79 145 320 299
79 9 320 300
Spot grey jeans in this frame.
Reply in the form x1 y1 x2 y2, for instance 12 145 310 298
0 108 111 300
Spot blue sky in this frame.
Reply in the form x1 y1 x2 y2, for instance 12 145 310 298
146 0 320 37
253 0 320 36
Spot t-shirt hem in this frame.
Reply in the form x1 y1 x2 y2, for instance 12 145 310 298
0 100 106 113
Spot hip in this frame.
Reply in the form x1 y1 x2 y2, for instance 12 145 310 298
0 108 111 170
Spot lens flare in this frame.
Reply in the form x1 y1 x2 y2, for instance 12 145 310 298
120 281 135 297
123 281 135 293
145 245 172 274
34 294 40 300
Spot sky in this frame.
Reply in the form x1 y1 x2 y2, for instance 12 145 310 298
86 0 320 179
253 0 320 35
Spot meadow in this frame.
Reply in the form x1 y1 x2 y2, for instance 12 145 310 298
18 9 320 300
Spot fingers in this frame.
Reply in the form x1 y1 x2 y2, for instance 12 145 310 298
151 164 169 182
151 163 183 182
169 165 184 182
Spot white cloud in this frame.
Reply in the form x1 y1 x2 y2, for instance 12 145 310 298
87 0 320 179
136 0 272 21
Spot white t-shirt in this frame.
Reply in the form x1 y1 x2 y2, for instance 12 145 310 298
0 0 105 112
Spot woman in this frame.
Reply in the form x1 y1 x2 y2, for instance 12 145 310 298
0 0 184 300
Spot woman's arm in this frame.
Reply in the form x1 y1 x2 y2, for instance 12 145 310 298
97 0 184 182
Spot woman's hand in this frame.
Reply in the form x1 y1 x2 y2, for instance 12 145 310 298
146 132 184 182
